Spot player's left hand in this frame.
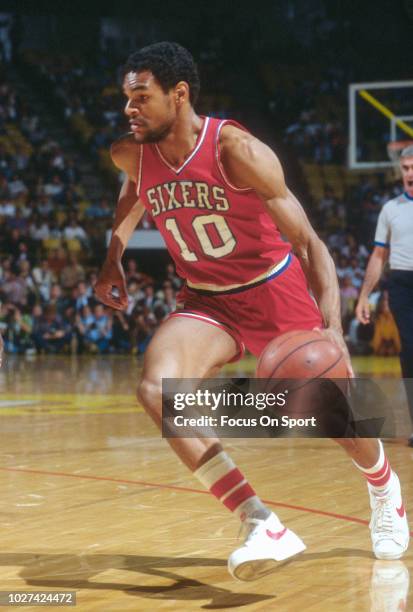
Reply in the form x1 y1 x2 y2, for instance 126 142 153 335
314 326 354 378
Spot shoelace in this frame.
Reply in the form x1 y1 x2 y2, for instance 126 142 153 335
373 497 396 536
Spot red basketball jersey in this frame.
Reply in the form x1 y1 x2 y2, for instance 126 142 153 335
137 117 291 290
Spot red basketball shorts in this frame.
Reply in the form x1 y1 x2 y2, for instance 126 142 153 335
170 254 323 361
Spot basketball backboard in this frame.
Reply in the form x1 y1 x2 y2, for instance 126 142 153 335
348 80 413 170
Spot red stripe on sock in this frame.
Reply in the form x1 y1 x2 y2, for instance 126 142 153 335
223 482 255 512
210 468 244 499
367 464 391 488
366 457 389 480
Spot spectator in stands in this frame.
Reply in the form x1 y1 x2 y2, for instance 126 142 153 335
347 256 364 289
0 268 28 306
18 260 37 302
131 309 156 355
62 158 80 185
75 280 90 311
336 255 351 281
8 173 27 198
74 303 95 354
165 262 182 289
318 185 336 214
6 208 29 233
60 252 85 290
340 275 358 327
0 256 11 281
155 280 177 316
62 217 88 247
32 304 71 354
48 283 68 317
85 197 112 219
4 228 23 259
29 215 50 241
47 247 67 278
142 284 156 309
14 144 30 171
43 174 64 200
0 174 10 198
36 194 54 216
0 195 15 216
86 271 98 296
32 259 54 302
371 291 401 357
1 302 33 354
126 279 144 315
85 303 112 353
125 258 143 283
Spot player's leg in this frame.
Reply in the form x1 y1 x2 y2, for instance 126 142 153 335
333 438 409 559
137 315 306 580
137 315 235 470
233 259 409 561
387 274 413 442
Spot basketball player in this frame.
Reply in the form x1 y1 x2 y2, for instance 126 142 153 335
95 43 409 580
356 146 413 447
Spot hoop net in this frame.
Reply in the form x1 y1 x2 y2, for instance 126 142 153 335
387 140 413 164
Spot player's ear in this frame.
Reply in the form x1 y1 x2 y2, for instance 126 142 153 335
175 82 189 105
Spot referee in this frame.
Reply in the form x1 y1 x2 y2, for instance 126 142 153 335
356 145 413 446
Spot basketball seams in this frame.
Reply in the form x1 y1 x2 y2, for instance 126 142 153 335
256 330 314 374
267 339 341 380
315 352 346 379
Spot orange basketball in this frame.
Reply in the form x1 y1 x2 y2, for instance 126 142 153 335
256 329 348 379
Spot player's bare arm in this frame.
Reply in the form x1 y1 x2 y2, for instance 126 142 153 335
220 125 352 373
94 136 145 310
355 246 389 324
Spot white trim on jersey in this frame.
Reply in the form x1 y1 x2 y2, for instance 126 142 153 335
154 117 210 175
136 145 143 197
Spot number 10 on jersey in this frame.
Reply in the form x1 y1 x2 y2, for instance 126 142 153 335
165 214 236 261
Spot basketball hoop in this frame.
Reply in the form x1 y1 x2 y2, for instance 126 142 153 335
387 140 413 164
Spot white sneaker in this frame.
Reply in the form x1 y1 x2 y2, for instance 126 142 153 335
370 560 409 611
228 512 306 581
369 473 410 560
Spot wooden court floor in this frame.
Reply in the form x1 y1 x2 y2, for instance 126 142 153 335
0 354 411 611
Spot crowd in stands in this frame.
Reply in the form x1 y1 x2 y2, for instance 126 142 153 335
0 249 182 355
0 72 183 356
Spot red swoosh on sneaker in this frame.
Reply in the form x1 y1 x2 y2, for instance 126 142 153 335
266 527 287 541
396 503 405 518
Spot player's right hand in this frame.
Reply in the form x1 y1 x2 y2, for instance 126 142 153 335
355 296 370 325
94 259 128 311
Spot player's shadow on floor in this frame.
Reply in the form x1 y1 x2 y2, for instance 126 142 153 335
0 552 274 609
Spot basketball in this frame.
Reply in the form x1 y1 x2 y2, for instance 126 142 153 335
256 329 348 379
256 330 350 437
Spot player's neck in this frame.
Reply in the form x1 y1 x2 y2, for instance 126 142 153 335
156 110 204 168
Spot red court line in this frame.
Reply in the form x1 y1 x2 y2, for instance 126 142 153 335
0 465 375 529
2 465 413 536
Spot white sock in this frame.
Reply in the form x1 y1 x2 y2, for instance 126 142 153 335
353 440 395 497
194 451 271 521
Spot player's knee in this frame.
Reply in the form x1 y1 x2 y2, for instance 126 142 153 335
137 378 162 423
